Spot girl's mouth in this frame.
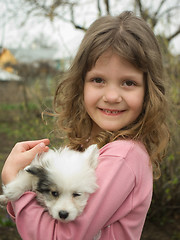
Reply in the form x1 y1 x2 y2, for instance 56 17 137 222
99 108 125 116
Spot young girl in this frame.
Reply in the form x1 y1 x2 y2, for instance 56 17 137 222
1 11 169 240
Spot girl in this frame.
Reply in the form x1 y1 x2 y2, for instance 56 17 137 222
1 11 169 240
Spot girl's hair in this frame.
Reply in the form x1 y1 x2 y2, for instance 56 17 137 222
54 11 169 178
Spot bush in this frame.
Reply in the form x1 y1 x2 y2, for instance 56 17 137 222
0 101 62 149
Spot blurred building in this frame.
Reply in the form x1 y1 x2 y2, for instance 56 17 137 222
0 46 71 103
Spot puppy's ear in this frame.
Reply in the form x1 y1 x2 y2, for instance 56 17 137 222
26 166 47 179
84 144 99 169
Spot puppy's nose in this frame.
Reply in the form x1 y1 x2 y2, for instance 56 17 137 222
59 210 69 219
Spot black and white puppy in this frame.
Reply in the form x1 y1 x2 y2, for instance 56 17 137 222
0 145 99 222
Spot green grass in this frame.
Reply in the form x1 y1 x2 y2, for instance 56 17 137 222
0 102 62 149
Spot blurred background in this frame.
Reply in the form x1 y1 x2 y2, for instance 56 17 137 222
0 0 179 239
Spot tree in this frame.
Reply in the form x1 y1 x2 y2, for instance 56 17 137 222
2 0 180 48
134 0 180 43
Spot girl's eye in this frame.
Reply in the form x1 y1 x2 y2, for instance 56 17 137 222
92 77 104 84
123 80 136 87
51 191 59 197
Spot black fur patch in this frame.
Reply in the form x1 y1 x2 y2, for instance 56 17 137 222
37 178 53 194
26 166 53 194
26 166 47 178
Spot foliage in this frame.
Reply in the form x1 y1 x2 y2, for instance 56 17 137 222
0 101 62 150
0 214 15 227
146 49 180 227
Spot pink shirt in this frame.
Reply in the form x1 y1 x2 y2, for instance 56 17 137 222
7 140 153 240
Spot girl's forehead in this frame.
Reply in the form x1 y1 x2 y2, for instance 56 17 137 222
85 44 147 76
96 50 114 63
91 49 142 73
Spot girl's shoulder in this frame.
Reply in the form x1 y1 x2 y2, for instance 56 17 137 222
99 140 152 182
99 139 149 160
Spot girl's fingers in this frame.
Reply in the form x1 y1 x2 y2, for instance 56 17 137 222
16 139 50 152
30 142 49 154
23 142 49 161
24 139 50 149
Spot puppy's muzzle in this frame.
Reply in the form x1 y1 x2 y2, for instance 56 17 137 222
59 210 69 220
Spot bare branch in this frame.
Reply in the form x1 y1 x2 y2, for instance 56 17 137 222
3 0 180 45
135 0 149 21
135 0 180 31
158 5 180 19
149 0 167 27
167 26 180 42
104 0 110 15
97 0 102 17
20 0 74 22
70 4 87 31
154 0 166 18
135 0 143 16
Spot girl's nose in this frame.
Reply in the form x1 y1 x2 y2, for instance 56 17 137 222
103 86 122 103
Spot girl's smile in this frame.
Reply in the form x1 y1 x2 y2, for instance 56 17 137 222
84 50 145 136
98 108 126 116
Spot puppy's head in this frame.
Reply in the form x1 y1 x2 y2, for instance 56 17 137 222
26 144 99 222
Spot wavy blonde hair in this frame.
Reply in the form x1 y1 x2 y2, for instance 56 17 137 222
54 11 169 178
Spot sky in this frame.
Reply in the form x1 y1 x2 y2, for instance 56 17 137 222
0 0 180 57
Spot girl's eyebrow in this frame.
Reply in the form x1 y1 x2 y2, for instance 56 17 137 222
87 70 143 80
85 70 103 79
86 70 102 75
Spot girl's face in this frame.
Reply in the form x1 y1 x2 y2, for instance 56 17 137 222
84 50 145 137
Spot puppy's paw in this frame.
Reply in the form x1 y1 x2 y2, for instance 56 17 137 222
0 195 8 208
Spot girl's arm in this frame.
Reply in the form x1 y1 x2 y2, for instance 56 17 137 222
5 140 152 240
1 139 50 185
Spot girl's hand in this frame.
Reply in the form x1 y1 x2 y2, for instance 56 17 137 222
1 139 50 185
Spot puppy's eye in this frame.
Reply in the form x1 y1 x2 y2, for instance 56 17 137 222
72 192 81 198
51 191 59 197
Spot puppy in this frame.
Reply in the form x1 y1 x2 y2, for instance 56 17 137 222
0 144 99 222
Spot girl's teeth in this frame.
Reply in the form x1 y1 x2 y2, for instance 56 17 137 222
104 110 119 114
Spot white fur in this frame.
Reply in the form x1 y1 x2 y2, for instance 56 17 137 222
0 144 99 222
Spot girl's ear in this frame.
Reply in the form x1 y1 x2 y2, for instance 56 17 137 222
84 144 99 169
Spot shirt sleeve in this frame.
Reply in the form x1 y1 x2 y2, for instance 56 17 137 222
7 140 151 240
